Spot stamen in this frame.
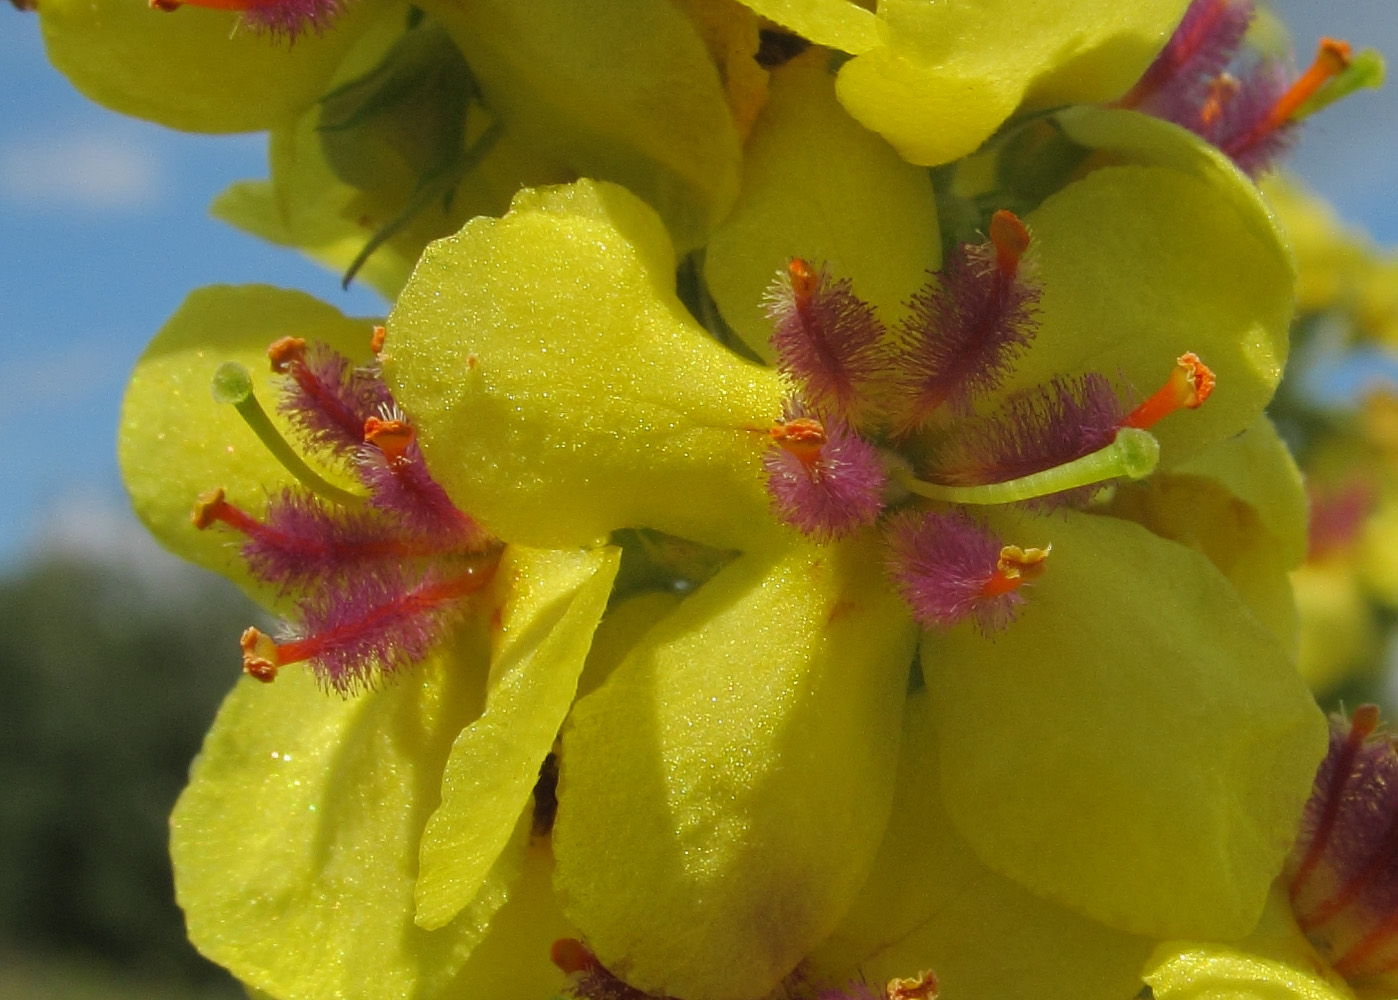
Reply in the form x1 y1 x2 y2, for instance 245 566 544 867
1247 39 1352 143
271 338 391 460
244 565 496 693
898 426 1159 505
211 361 362 506
364 415 414 463
149 0 346 38
358 418 492 547
889 211 1040 428
1121 353 1216 431
763 405 887 541
884 971 939 1000
885 510 1046 633
1118 0 1254 112
765 259 886 426
369 324 387 356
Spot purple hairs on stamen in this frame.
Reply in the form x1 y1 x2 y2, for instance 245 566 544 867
357 438 493 549
929 373 1125 507
815 985 884 1000
241 488 458 590
1214 58 1298 175
1126 0 1254 115
239 0 345 38
884 510 1023 633
278 342 392 461
763 402 887 541
889 243 1039 431
288 567 473 694
765 262 887 427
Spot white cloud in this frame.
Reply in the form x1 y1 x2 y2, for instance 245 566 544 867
0 130 166 212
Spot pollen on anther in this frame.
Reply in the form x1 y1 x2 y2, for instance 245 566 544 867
884 510 1044 633
763 404 886 541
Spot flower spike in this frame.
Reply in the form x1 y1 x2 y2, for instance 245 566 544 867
765 259 886 426
885 510 1047 633
889 210 1040 429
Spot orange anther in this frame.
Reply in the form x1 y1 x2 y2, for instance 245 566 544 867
1122 352 1216 430
549 938 597 976
788 257 820 305
989 210 1031 277
191 487 228 530
981 544 1050 598
1253 37 1353 140
364 416 414 461
267 336 308 373
369 325 387 355
771 417 827 467
886 970 939 1000
240 627 281 683
1200 73 1240 128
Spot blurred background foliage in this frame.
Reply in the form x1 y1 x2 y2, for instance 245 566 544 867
0 553 255 998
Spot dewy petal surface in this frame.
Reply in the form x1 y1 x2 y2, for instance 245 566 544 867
118 285 374 602
386 179 785 553
553 539 915 1000
38 0 377 133
421 0 741 250
171 621 500 1000
1009 162 1292 469
704 50 940 362
925 510 1326 940
833 0 1188 165
812 690 1154 1000
415 545 620 930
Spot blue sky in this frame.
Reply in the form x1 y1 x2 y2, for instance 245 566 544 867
0 0 1395 570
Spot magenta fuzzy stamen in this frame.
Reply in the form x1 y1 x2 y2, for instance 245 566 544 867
283 565 491 693
273 338 392 461
1212 58 1299 175
357 437 493 548
766 259 887 427
238 0 345 38
884 510 1031 633
928 372 1125 507
1122 0 1254 114
889 211 1039 430
763 400 887 541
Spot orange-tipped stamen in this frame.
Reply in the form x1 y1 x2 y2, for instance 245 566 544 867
1200 73 1240 128
1121 352 1216 431
771 417 828 469
550 938 599 976
1290 704 1383 909
1230 38 1352 154
364 416 414 462
240 627 281 682
886 971 940 1000
979 544 1050 599
267 336 308 374
369 325 387 356
989 210 1031 279
193 488 261 534
788 257 820 309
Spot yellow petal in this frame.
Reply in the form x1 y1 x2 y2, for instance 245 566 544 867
927 510 1326 940
705 50 940 361
732 0 877 54
386 179 785 552
554 538 915 1000
416 545 620 930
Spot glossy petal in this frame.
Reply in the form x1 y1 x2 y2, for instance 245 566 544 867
553 539 916 1000
704 51 940 362
171 621 500 1000
1146 886 1356 1000
415 545 620 930
811 690 1154 1000
118 285 375 603
386 179 785 552
925 510 1326 940
38 0 377 133
1006 159 1292 469
731 0 877 54
833 0 1188 165
421 0 741 249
